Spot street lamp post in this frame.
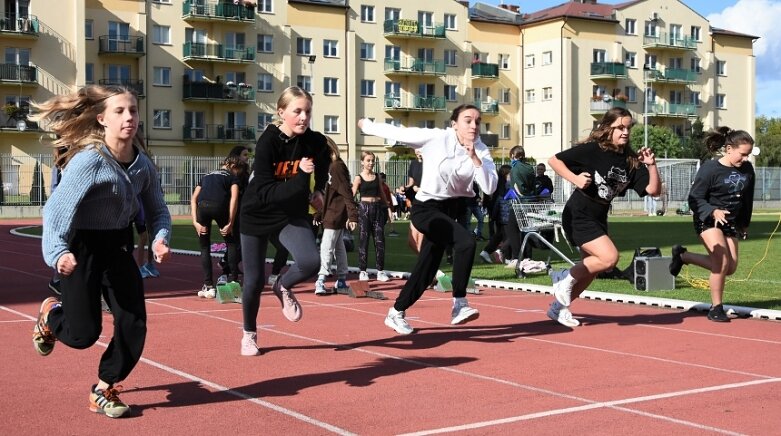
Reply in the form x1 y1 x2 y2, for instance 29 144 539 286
308 55 316 129
643 65 651 149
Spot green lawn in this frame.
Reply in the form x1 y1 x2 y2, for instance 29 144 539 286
17 213 781 309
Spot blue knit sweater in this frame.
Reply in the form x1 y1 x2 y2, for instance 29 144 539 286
42 144 171 268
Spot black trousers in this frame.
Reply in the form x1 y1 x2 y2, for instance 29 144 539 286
394 198 475 312
197 200 239 284
47 228 146 385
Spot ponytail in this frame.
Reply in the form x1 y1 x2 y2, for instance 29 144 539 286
704 126 754 154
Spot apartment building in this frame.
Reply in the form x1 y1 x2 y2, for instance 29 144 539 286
0 0 756 169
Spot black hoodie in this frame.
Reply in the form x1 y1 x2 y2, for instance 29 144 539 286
240 124 330 235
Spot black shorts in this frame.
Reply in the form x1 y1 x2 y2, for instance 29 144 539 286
562 190 610 247
693 218 738 237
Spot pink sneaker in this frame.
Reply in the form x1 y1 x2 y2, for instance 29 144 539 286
272 279 302 322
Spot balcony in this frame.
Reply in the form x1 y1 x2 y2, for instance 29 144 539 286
383 93 446 112
383 19 446 39
182 2 255 23
0 64 37 85
98 36 145 57
98 79 144 97
182 124 257 143
590 62 627 80
646 102 697 118
481 133 499 148
183 42 255 63
383 58 445 76
183 81 255 103
1 105 39 132
471 62 499 80
476 100 499 116
643 32 697 50
0 14 39 38
589 98 627 115
645 68 697 84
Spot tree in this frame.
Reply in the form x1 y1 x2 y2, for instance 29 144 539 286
755 116 781 167
630 124 682 158
29 161 47 205
0 164 4 204
680 118 708 161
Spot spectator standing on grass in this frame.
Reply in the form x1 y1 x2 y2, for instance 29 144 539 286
32 84 171 418
217 145 252 284
668 127 755 323
479 164 512 264
352 152 394 282
405 149 424 252
547 107 660 328
359 104 497 335
239 86 329 356
502 145 536 267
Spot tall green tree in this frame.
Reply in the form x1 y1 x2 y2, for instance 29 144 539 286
29 161 47 205
755 116 781 167
630 124 682 158
680 118 708 161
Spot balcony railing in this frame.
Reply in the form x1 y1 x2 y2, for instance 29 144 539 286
645 68 697 84
0 64 37 84
383 19 446 39
183 81 255 103
0 14 39 36
476 100 499 115
98 36 145 56
183 42 255 63
98 79 144 96
182 2 255 22
471 62 499 79
589 99 627 114
383 93 446 112
646 103 697 117
383 58 446 76
590 62 627 79
643 32 697 50
182 124 257 142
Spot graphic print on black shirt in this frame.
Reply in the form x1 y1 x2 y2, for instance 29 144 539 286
593 165 629 202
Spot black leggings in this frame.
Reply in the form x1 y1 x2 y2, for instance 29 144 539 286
197 201 238 284
358 201 387 271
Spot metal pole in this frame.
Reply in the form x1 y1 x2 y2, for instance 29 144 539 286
643 69 648 149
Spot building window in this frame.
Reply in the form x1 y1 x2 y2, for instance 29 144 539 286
324 115 339 133
593 49 607 63
152 25 171 45
323 40 338 58
257 35 273 53
153 110 171 128
525 54 535 68
501 88 511 104
258 0 272 13
644 54 657 69
361 5 375 22
716 94 726 109
717 60 727 76
360 80 375 97
525 123 535 137
444 13 456 30
669 90 682 105
257 73 273 92
85 20 93 39
324 77 339 95
499 54 510 70
444 49 457 66
297 75 311 93
85 63 94 84
624 86 637 102
524 89 535 103
258 113 273 131
296 38 312 55
691 25 701 41
644 20 657 37
444 84 457 101
625 51 636 68
543 122 553 136
625 18 636 35
542 87 553 101
690 57 701 73
542 51 552 66
360 43 375 60
153 67 171 86
669 57 683 70
496 123 509 140
385 7 400 21
690 91 701 106
670 24 683 42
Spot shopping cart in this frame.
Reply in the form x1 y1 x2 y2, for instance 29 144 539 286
511 198 575 277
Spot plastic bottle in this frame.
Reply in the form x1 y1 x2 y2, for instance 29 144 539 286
434 270 452 291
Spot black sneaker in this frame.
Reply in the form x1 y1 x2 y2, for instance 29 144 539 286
669 245 687 276
707 304 730 322
48 279 61 296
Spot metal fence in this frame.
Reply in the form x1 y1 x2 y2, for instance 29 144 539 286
2 154 779 211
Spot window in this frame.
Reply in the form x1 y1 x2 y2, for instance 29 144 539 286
360 80 375 97
499 54 510 70
296 38 312 55
258 113 274 131
542 51 552 66
257 73 273 92
153 67 171 86
501 88 511 104
324 116 339 133
670 24 682 43
542 87 553 101
690 91 701 106
323 40 339 58
625 18 636 35
501 124 511 140
418 47 434 63
85 63 94 84
691 25 701 42
690 57 701 73
385 81 400 98
444 14 456 30
385 45 400 61
625 51 636 68
419 120 435 129
361 5 375 22
524 89 535 103
716 94 726 109
624 86 637 102
525 123 535 137
385 7 400 21
593 49 607 63
152 25 170 45
184 68 205 82
644 54 657 70
717 60 726 76
444 49 457 66
257 35 273 53
85 19 93 39
323 77 339 95
360 43 375 60
669 90 682 105
418 11 434 30
153 110 171 128
153 0 171 3
543 122 553 136
525 54 535 68
258 0 272 13
444 85 457 101
644 20 657 37
184 111 204 138
297 75 311 93
669 57 683 70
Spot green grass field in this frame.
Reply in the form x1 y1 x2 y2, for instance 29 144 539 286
18 213 781 309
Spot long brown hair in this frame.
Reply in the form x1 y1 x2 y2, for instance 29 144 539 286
29 84 145 169
585 107 640 170
704 126 754 154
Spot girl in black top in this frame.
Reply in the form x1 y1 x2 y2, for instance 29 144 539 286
547 108 660 327
668 127 755 322
351 151 393 282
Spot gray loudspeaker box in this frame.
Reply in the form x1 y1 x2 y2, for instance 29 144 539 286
634 256 676 291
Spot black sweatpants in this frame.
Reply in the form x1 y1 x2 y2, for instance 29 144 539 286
394 198 475 312
47 228 146 385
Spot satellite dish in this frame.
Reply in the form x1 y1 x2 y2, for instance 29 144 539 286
752 146 761 156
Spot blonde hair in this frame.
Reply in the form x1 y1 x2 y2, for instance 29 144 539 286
273 86 313 126
29 84 144 168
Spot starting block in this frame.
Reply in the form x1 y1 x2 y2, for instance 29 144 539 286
216 282 242 304
335 281 387 300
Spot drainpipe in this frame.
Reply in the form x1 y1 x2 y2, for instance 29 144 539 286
560 17 567 152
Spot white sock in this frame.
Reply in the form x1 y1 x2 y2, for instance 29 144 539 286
561 274 577 290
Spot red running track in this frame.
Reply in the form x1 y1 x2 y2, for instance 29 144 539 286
1 222 780 435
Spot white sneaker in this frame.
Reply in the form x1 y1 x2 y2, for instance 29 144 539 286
359 271 370 281
216 275 228 286
198 284 216 298
241 331 260 356
553 279 573 307
314 279 327 295
376 270 390 282
451 298 480 325
384 307 413 335
267 274 278 286
504 259 518 269
479 251 492 264
547 301 580 327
